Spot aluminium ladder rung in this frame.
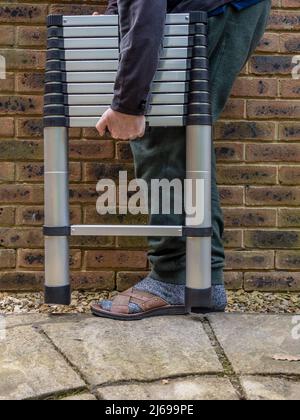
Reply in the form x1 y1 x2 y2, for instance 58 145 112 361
70 225 183 237
68 116 186 127
61 36 198 49
61 58 195 72
61 70 189 83
62 47 205 61
66 104 186 117
65 93 188 106
60 24 193 38
64 82 190 94
60 14 199 26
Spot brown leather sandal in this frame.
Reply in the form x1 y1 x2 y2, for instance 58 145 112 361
91 287 187 321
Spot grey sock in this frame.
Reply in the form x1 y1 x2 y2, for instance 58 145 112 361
134 277 185 305
99 277 227 313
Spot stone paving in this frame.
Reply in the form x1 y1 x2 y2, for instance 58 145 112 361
0 313 299 400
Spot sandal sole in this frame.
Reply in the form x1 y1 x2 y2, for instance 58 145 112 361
91 304 187 321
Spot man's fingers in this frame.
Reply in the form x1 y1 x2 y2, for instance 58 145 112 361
96 118 108 137
93 12 100 15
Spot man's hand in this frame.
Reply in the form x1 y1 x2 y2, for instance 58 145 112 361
96 108 146 140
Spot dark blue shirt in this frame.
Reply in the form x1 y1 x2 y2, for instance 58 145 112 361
210 0 265 16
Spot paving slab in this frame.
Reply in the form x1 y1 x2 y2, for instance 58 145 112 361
207 314 300 375
241 376 300 400
4 314 53 329
61 393 97 400
42 316 222 386
97 376 239 400
4 313 90 329
0 325 85 400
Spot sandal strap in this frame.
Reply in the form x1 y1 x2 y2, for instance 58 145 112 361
111 288 168 314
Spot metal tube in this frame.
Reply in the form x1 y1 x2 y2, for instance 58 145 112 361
44 127 71 305
185 125 212 311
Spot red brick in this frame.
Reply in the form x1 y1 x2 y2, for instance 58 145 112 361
85 250 148 269
83 206 148 225
214 121 275 141
268 10 300 30
231 78 277 98
0 140 42 160
117 237 148 249
69 185 99 203
116 271 149 292
246 186 300 206
17 249 81 269
221 99 245 119
0 4 47 23
223 230 243 248
116 142 133 162
15 205 82 226
244 271 300 292
17 26 46 47
279 80 300 98
0 118 14 136
0 271 43 291
278 208 300 227
279 123 300 141
15 162 81 182
83 163 135 182
257 33 280 52
49 4 106 15
0 49 45 71
223 208 277 227
250 55 292 75
271 0 281 7
82 127 111 139
0 162 15 182
215 143 244 162
16 73 44 93
0 74 15 94
70 235 115 249
245 230 300 248
0 249 16 269
281 0 300 8
69 140 114 160
0 95 43 115
247 143 300 162
276 251 300 269
217 165 276 185
279 165 300 184
247 100 300 119
280 33 300 53
71 271 115 291
0 185 43 203
0 228 43 248
225 251 274 270
224 271 244 290
16 118 43 138
219 186 244 205
0 26 15 46
0 207 15 226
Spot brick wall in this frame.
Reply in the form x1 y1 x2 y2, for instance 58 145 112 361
0 0 299 293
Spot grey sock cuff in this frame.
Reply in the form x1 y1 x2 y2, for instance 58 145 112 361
134 277 185 306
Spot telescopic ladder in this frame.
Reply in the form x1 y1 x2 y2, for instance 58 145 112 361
44 12 212 312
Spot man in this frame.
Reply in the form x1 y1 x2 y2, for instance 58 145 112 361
91 0 272 320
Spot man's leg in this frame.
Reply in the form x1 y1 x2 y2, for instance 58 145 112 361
95 0 271 317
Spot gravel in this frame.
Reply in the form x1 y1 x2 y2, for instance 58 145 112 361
0 290 299 315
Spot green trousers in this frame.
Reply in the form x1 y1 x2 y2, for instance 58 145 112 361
130 1 271 286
